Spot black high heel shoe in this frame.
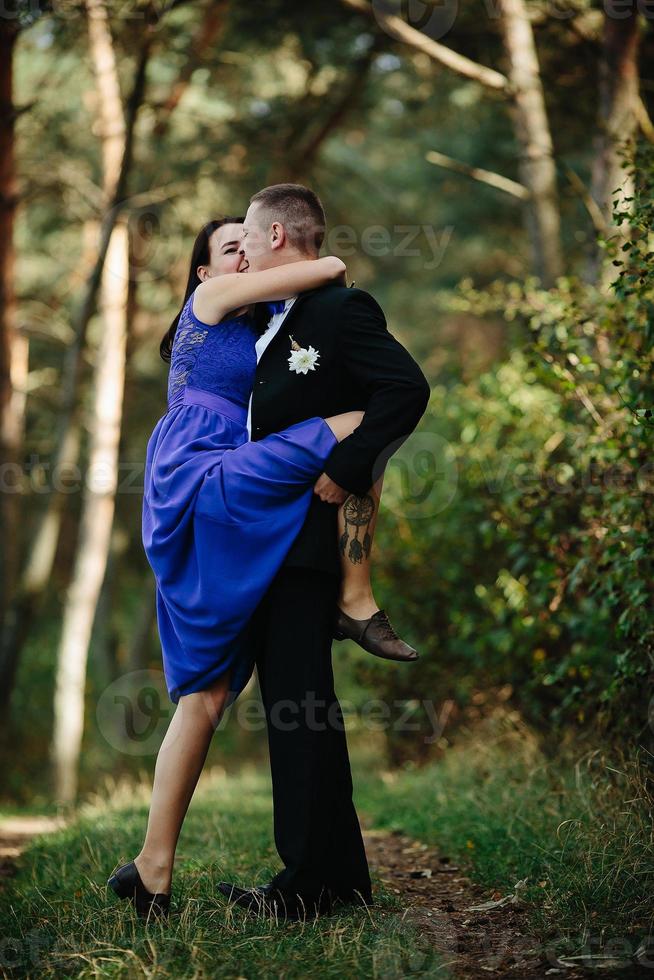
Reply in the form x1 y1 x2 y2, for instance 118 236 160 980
107 860 171 921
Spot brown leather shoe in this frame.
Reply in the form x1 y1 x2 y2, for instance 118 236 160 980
333 608 419 662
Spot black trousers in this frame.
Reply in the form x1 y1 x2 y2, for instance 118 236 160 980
250 565 372 904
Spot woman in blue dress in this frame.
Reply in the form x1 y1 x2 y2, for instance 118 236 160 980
108 217 399 919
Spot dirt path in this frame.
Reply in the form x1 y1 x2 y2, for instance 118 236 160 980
363 828 593 979
0 815 67 889
0 815 601 977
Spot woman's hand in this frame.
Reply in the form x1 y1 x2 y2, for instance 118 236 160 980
323 256 346 283
313 472 348 504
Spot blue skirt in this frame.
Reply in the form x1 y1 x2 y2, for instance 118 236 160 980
142 386 339 704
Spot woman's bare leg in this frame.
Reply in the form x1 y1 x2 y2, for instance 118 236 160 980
132 672 231 895
337 473 384 620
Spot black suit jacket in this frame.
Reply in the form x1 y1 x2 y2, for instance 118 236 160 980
250 285 431 577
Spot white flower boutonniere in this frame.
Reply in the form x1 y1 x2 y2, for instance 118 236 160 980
288 335 320 375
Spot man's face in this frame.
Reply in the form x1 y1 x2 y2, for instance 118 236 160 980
242 202 275 272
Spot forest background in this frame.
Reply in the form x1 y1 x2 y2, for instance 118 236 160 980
0 0 653 971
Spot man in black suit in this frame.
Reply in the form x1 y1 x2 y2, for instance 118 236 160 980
218 184 430 919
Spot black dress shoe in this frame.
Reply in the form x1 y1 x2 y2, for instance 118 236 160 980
218 881 271 908
107 861 171 921
334 607 419 662
331 887 375 909
217 881 331 920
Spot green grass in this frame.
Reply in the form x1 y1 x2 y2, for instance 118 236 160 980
356 714 654 963
0 765 448 979
4 717 653 974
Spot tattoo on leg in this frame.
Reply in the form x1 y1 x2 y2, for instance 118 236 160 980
339 494 375 565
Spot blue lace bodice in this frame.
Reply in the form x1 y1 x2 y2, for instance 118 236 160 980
167 291 258 408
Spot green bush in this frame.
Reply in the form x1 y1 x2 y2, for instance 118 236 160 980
367 141 653 757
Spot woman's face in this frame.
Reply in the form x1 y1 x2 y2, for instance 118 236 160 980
198 223 248 280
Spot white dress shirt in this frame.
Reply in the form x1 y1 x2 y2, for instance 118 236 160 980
246 296 297 439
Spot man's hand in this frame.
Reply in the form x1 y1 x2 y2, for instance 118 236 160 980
313 473 348 504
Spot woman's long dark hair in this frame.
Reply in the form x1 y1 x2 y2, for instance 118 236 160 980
160 216 245 363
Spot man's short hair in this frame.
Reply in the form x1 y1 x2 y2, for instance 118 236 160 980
249 183 326 254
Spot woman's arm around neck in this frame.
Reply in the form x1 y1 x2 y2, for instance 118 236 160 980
193 256 346 325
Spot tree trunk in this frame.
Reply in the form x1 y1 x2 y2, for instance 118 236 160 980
340 0 562 284
274 39 381 184
588 2 640 284
51 219 129 804
51 0 130 803
0 33 150 722
340 0 509 91
154 0 230 138
0 22 27 646
496 0 563 286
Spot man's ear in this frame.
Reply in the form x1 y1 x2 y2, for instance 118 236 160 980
270 221 286 251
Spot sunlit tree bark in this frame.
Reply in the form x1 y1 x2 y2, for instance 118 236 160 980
51 0 131 803
589 2 641 284
496 0 563 285
52 218 129 803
